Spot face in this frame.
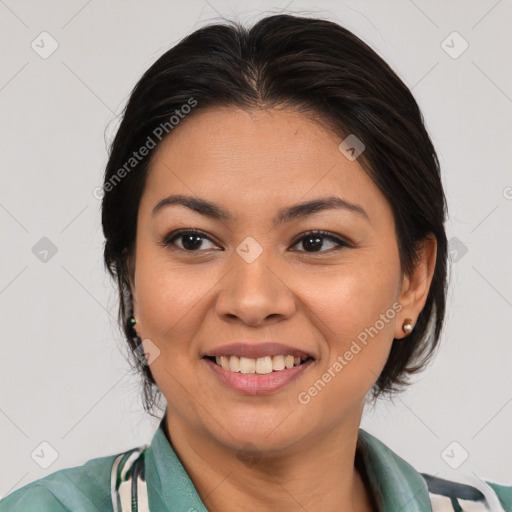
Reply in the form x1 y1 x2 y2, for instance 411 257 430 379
130 106 430 454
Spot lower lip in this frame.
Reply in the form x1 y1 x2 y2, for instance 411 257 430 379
204 358 314 395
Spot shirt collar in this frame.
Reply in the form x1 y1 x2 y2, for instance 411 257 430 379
144 417 432 512
356 428 432 511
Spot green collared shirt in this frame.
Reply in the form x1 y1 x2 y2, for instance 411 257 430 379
1 419 510 511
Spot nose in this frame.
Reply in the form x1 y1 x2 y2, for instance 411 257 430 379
214 249 297 327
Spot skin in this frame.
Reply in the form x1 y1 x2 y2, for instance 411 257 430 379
129 106 437 512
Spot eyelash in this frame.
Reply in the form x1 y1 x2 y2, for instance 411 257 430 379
160 229 351 254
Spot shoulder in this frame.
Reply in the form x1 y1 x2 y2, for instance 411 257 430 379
357 429 511 511
0 484 68 512
0 446 143 512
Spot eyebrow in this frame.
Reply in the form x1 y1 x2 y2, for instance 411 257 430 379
151 194 369 225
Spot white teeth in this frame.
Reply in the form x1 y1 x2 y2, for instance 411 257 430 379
229 355 240 372
272 355 285 370
239 357 256 374
210 354 309 374
255 356 273 375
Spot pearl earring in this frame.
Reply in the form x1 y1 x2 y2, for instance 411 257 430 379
402 318 413 336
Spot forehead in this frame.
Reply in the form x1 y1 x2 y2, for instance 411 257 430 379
140 106 388 222
149 106 346 175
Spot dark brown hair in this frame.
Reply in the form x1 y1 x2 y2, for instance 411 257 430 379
101 14 448 416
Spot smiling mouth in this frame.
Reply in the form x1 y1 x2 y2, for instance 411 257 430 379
203 355 314 375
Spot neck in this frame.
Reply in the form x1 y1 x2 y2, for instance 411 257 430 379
164 406 374 512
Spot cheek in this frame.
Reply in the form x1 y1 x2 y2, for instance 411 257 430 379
136 263 211 336
305 254 401 375
306 256 400 328
134 244 223 371
133 259 214 404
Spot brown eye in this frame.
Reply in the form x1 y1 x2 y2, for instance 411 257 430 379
162 230 219 252
290 231 350 253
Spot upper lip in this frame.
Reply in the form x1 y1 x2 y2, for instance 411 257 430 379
203 342 315 360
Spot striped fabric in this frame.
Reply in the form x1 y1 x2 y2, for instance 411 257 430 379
110 447 149 512
421 472 505 511
1 418 510 511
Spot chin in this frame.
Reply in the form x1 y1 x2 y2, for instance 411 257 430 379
206 408 310 453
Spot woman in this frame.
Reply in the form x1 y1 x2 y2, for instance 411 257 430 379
1 13 509 512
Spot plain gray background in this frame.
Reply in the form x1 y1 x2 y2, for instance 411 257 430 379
1 0 511 498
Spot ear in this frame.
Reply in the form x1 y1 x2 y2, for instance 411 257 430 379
395 234 437 339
